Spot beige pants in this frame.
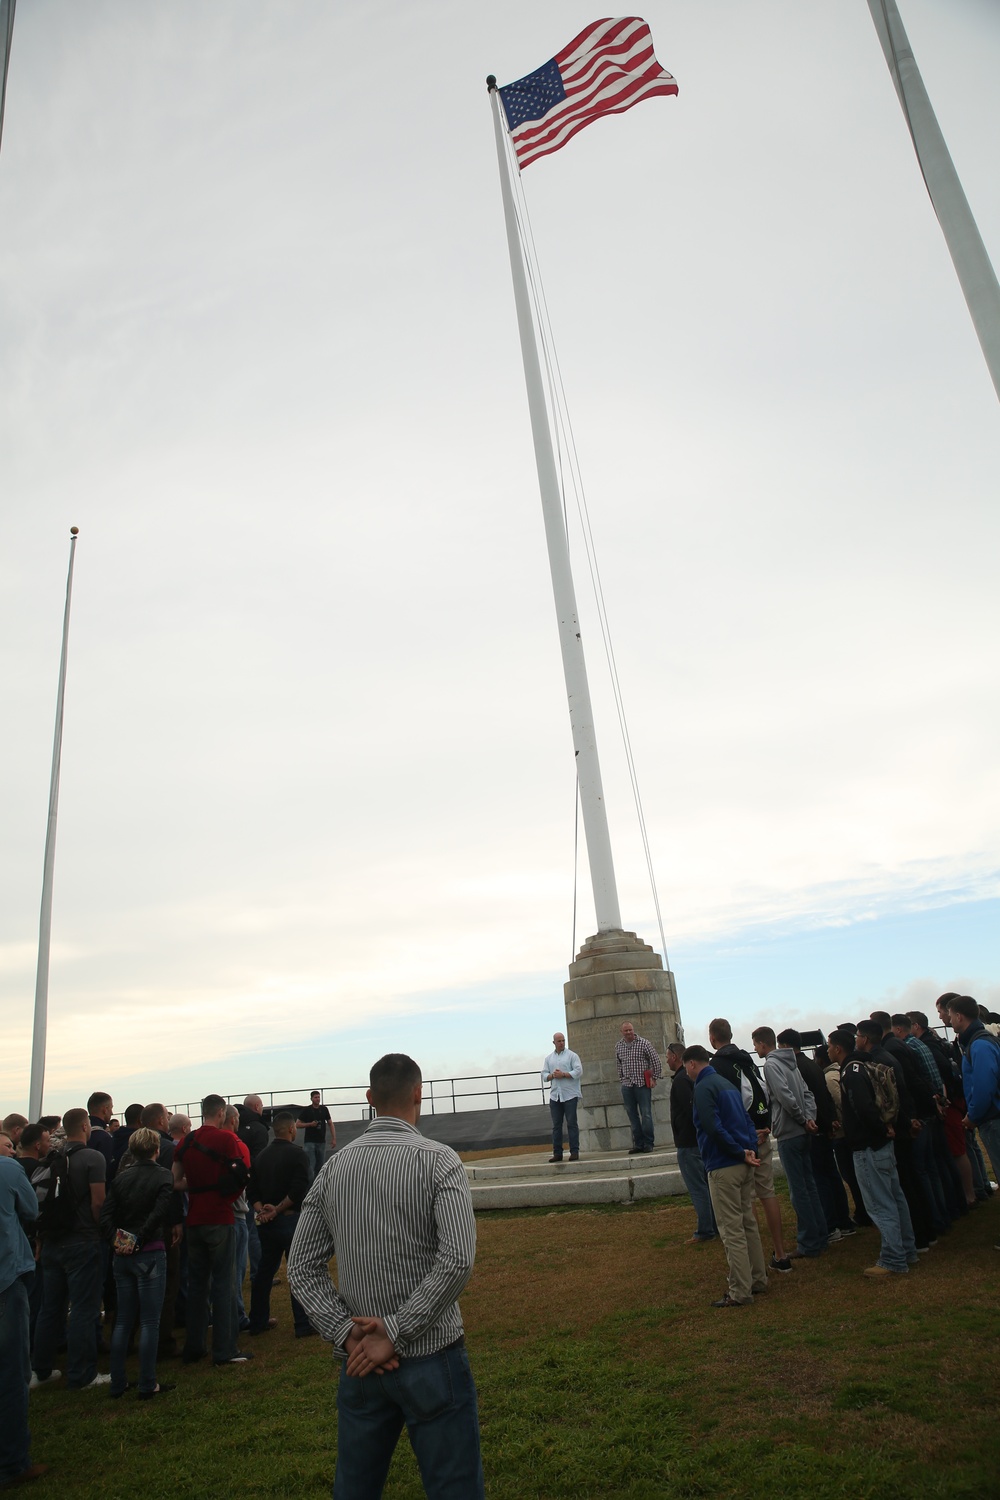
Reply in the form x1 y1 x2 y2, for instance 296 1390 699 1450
708 1162 768 1303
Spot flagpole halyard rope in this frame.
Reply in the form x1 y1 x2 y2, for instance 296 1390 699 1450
505 126 672 972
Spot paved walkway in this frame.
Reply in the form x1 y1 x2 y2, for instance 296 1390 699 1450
465 1144 684 1209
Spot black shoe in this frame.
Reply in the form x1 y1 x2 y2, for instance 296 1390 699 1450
294 1328 318 1339
548 1155 564 1164
769 1254 793 1274
711 1294 751 1308
569 1152 580 1161
181 1351 204 1365
110 1382 131 1399
213 1352 254 1365
138 1383 175 1400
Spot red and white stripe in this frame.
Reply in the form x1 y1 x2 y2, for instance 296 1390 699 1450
511 17 678 170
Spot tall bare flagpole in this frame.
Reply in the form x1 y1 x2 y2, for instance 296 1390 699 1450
0 0 16 157
29 527 80 1119
867 0 1000 401
487 77 622 933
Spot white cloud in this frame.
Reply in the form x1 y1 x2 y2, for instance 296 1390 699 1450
2 1 998 1112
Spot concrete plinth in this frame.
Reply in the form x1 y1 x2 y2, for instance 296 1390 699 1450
564 929 683 1155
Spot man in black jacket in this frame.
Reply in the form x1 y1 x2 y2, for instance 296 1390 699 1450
666 1044 717 1243
248 1113 314 1338
827 1029 915 1277
140 1104 183 1357
777 1029 855 1241
856 1021 932 1251
237 1096 269 1283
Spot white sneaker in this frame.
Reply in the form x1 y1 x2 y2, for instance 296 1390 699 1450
29 1369 61 1390
827 1230 843 1243
81 1373 112 1389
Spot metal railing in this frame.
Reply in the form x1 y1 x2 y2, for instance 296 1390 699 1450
167 1069 550 1123
166 1025 964 1120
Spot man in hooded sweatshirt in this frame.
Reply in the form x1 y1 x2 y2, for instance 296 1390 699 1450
752 1027 828 1259
949 995 1000 1185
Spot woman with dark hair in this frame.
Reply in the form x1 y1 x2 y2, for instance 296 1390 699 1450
100 1127 174 1398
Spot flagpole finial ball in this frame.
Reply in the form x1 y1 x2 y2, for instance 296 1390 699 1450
70 526 79 535
486 75 497 90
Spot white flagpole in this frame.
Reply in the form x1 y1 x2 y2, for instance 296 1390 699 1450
0 0 15 157
487 78 622 934
867 0 1000 401
29 526 80 1119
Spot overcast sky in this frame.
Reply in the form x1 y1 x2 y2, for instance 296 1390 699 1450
2 1 998 1119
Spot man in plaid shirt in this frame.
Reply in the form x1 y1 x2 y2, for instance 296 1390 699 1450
616 1021 663 1153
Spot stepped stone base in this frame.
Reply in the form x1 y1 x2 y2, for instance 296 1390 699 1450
564 929 683 1154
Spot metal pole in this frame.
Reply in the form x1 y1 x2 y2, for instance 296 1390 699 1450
0 0 16 158
29 527 80 1119
867 0 1000 401
487 79 622 932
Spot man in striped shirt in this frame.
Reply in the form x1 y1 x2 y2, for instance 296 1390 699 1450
616 1021 663 1153
288 1054 483 1500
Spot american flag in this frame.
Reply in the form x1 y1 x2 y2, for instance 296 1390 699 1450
498 17 677 171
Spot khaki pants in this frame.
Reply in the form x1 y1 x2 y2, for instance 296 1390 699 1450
751 1133 776 1200
708 1162 768 1303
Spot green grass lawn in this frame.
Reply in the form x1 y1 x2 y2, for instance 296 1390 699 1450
27 1188 1000 1498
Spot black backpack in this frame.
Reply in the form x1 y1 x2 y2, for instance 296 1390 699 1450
33 1144 86 1238
714 1047 771 1130
176 1134 249 1197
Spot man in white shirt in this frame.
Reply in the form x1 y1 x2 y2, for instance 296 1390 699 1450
542 1032 584 1163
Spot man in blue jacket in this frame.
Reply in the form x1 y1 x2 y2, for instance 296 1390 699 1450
949 995 1000 1184
684 1046 765 1308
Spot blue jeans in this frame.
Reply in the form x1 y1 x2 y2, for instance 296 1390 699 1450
32 1235 103 1387
305 1143 327 1181
247 1206 261 1281
111 1251 166 1394
675 1146 717 1239
620 1085 654 1151
249 1214 312 1336
548 1098 579 1158
0 1274 32 1484
976 1118 1000 1185
184 1224 237 1362
854 1142 916 1271
776 1134 829 1255
334 1342 484 1500
913 1119 952 1235
810 1133 854 1232
232 1214 249 1323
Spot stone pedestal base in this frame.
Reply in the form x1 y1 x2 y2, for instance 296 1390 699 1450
564 929 683 1155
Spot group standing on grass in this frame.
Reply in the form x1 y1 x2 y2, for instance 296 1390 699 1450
671 995 1000 1307
0 1087 336 1490
2 992 998 1498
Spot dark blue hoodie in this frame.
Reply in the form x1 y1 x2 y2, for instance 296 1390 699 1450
692 1066 759 1173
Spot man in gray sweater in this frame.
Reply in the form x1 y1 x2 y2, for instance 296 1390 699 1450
752 1028 828 1259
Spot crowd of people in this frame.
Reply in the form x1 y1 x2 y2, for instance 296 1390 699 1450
0 1088 336 1489
2 994 998 1496
667 993 1000 1307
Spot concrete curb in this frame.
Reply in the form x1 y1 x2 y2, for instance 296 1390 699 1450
470 1166 685 1210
